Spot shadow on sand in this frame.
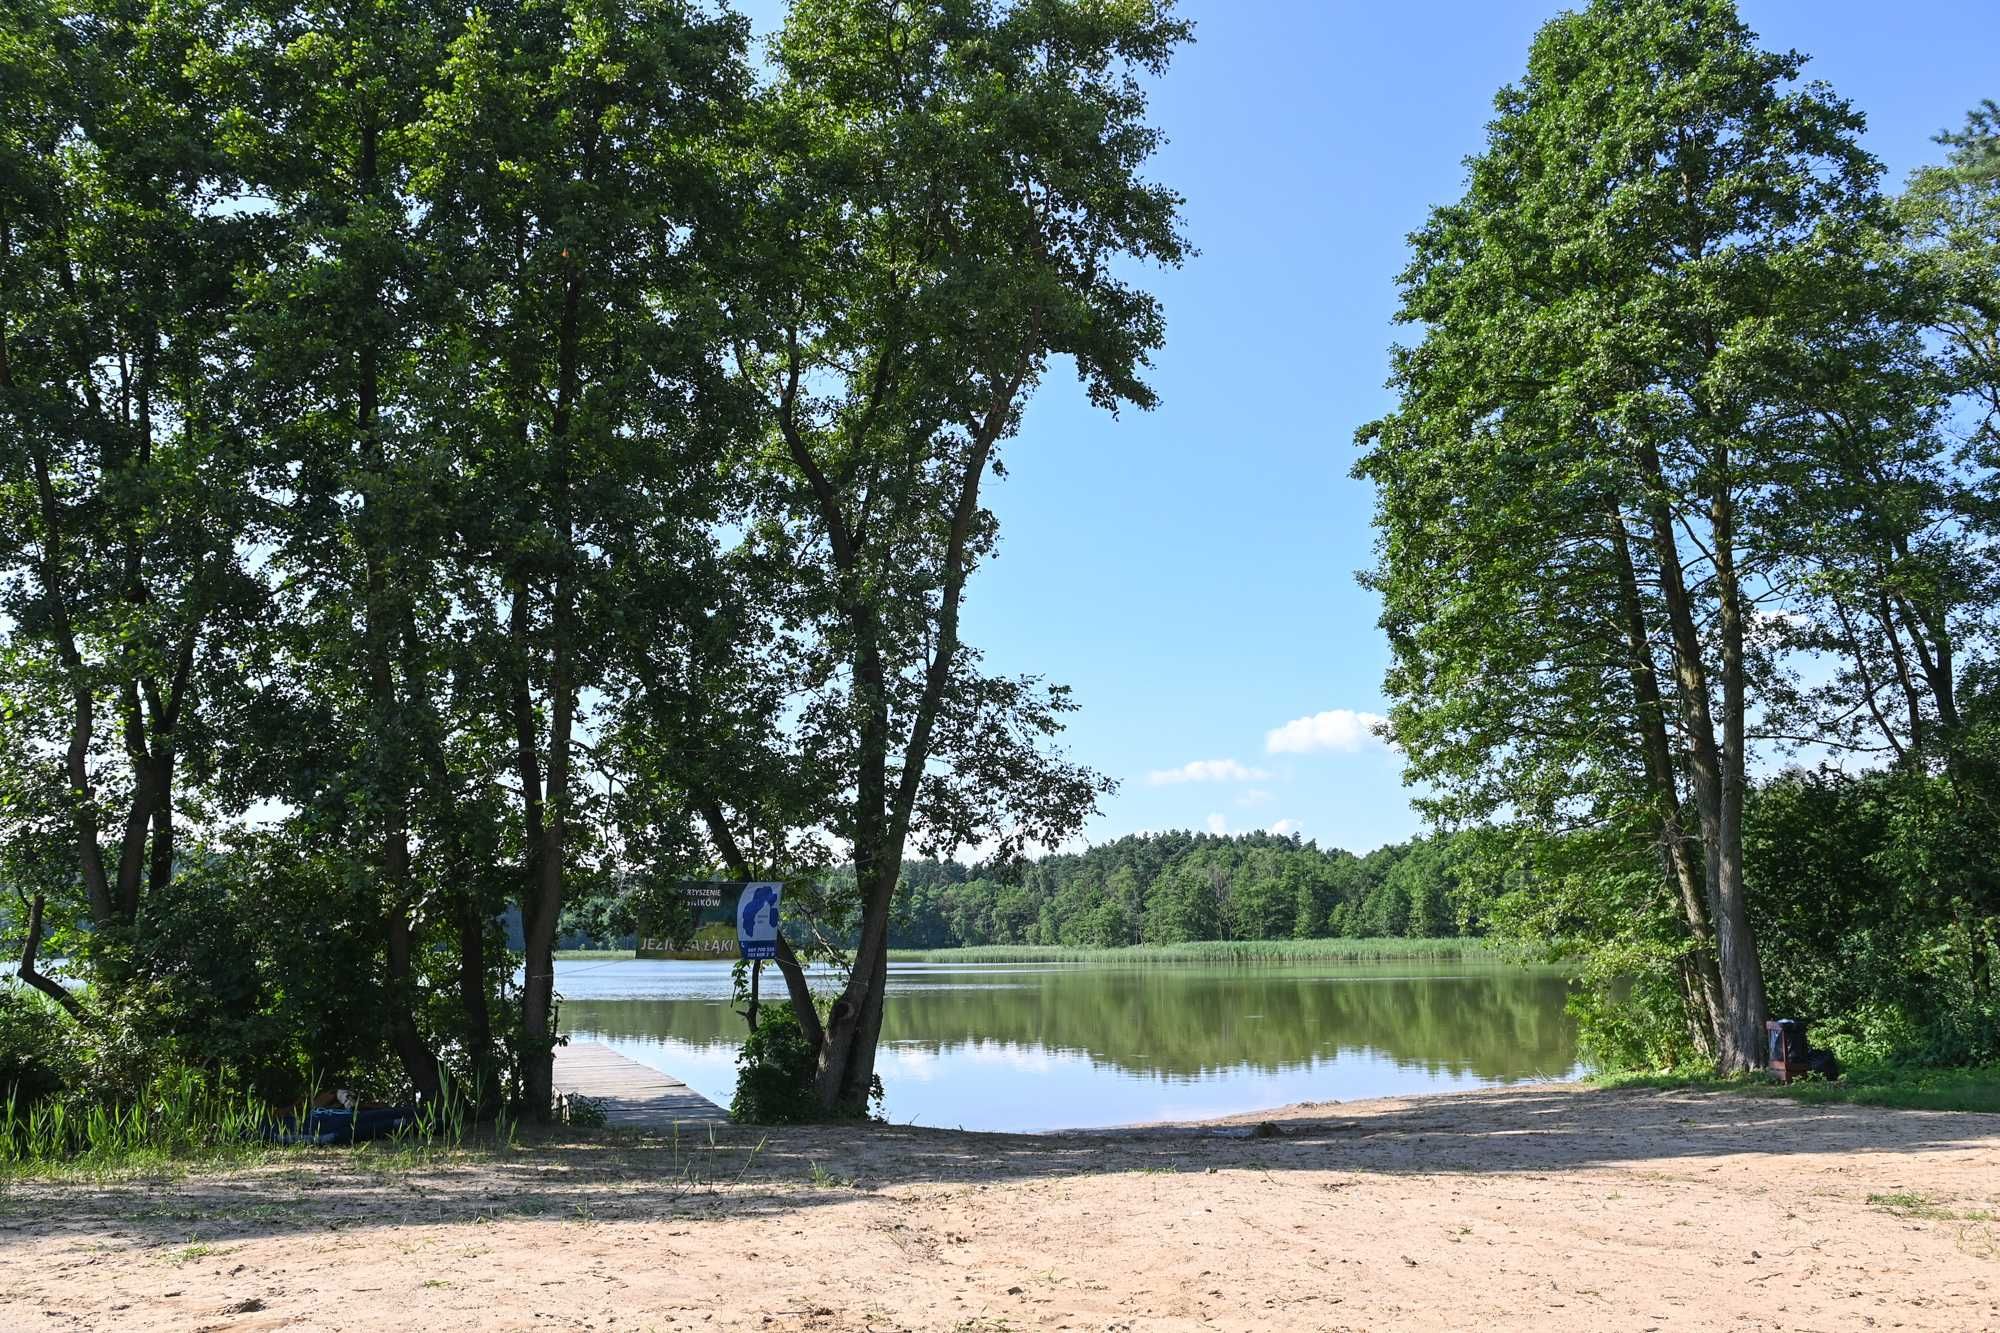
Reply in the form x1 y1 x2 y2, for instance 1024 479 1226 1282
15 1083 1998 1252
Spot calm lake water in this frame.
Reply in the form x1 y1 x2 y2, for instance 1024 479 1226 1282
556 958 1581 1132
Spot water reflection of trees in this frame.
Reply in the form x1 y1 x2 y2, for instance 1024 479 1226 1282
562 967 1577 1081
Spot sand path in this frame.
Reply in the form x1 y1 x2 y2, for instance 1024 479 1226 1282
4 1083 1997 1331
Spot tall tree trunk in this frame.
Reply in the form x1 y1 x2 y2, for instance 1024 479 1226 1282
22 437 116 927
384 906 442 1100
147 752 175 896
818 858 897 1113
112 688 155 922
772 316 1033 1116
356 106 440 1101
1708 469 1769 1070
814 624 897 1113
508 581 557 1120
524 594 573 1119
1634 436 1765 1071
458 890 499 1109
1608 507 1724 1056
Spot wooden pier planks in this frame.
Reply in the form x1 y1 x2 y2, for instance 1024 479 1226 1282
550 1041 726 1127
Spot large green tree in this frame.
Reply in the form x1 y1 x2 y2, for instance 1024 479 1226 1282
720 0 1189 1112
209 0 466 1101
1358 0 1912 1070
1 0 270 1001
406 0 750 1116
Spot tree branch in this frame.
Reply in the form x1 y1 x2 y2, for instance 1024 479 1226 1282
15 891 86 1023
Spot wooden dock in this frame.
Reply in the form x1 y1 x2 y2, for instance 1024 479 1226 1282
550 1042 727 1128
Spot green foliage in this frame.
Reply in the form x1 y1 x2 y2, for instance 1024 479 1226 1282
888 829 1505 951
729 1004 829 1126
13 0 1998 1138
0 990 80 1110
1353 0 2000 1072
719 0 1191 1113
0 1060 508 1178
1594 1063 2000 1114
1477 825 1710 1071
0 1068 273 1176
1749 768 2000 1067
4 0 1193 1126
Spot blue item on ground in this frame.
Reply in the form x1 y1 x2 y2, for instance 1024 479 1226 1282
266 1105 418 1146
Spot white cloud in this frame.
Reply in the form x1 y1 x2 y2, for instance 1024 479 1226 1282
1205 813 1229 835
1147 757 1271 786
1265 708 1389 755
1268 818 1301 837
1235 788 1274 808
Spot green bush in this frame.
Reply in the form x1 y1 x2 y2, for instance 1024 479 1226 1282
0 991 81 1109
1560 940 1707 1073
729 1005 825 1124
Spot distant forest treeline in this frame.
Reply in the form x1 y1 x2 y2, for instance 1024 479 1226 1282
884 830 1501 948
557 829 1504 950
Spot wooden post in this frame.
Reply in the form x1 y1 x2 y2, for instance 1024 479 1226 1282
747 958 762 1030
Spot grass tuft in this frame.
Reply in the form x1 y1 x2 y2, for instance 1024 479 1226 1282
805 1159 855 1188
1867 1191 1995 1222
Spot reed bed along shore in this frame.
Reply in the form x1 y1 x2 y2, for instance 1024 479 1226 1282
0 1070 515 1180
883 937 1512 965
559 937 1515 966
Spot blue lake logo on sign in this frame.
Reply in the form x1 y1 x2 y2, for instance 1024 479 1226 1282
737 882 781 960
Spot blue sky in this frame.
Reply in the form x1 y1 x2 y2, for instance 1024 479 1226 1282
740 1 2000 855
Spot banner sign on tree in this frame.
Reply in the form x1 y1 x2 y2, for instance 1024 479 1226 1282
636 880 783 960
736 882 782 960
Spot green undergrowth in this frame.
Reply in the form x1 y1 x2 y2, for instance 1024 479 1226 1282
1593 1062 2000 1113
1 1072 522 1181
885 937 1509 964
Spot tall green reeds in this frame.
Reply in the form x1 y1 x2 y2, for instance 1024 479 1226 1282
1 1066 517 1178
884 937 1513 965
0 1071 270 1175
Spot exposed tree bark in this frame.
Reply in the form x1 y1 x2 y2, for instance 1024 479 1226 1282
1633 434 1766 1071
14 214 211 951
353 109 442 1101
111 683 156 920
507 580 558 1119
146 754 175 897
1708 462 1770 1070
383 907 442 1100
503 118 599 1121
1966 910 1992 1008
1608 507 1724 1056
26 446 116 927
457 888 499 1104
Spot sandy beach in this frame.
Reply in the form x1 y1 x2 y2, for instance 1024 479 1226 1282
5 1082 1997 1332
